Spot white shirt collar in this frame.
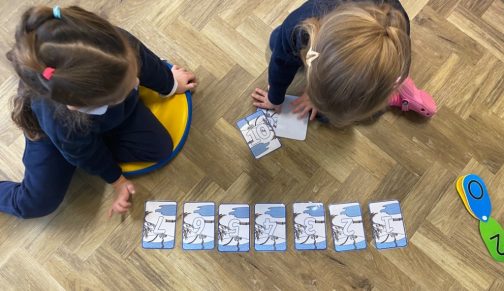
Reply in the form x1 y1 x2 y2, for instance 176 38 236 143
76 105 109 115
75 85 139 115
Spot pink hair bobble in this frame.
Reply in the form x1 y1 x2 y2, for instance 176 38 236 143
42 67 56 80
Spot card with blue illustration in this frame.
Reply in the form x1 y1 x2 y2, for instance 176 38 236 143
257 109 278 129
257 95 308 141
218 204 250 252
329 203 367 252
237 111 281 159
142 201 177 249
369 200 408 250
293 202 327 250
182 202 215 250
254 203 287 252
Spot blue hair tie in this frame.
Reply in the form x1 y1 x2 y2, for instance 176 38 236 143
53 6 62 19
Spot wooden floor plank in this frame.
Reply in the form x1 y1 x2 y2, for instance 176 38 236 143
0 0 503 289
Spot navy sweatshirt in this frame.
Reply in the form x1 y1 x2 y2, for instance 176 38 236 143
30 30 175 184
268 0 410 105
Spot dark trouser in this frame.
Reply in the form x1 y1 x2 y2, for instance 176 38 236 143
0 101 172 218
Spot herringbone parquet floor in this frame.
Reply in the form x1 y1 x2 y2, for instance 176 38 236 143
0 0 503 290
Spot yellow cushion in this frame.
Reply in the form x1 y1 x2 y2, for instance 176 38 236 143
120 86 191 174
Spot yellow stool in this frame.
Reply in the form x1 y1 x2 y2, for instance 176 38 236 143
120 84 192 176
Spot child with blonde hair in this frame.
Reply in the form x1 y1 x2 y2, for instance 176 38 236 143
252 0 436 126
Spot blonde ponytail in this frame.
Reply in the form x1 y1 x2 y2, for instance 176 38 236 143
300 2 411 127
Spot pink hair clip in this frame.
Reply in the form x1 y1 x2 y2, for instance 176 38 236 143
42 67 56 80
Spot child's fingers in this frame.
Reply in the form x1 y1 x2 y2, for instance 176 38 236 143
291 98 302 106
119 203 131 209
251 92 265 101
118 201 131 208
253 102 267 108
299 106 311 118
108 208 113 218
292 103 305 113
188 76 197 84
187 83 198 89
309 109 318 121
126 183 135 194
115 204 127 213
254 88 267 96
185 72 195 81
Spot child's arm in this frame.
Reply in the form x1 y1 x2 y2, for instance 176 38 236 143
60 135 134 218
44 119 134 217
267 2 313 106
109 175 135 218
136 41 178 96
135 39 196 96
268 39 303 105
118 28 177 96
30 98 123 184
56 131 123 184
119 29 196 96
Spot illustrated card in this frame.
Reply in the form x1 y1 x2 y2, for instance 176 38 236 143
257 108 278 129
218 204 250 252
292 202 327 250
275 95 309 141
257 96 309 140
369 200 408 250
329 203 367 252
254 204 287 252
237 111 281 159
142 201 177 249
182 202 215 250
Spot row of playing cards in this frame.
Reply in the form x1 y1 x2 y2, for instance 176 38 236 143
237 96 309 159
142 200 407 252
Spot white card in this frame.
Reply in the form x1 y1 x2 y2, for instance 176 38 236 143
276 95 309 140
329 203 367 252
237 111 281 159
369 200 408 250
182 202 215 250
218 204 250 252
293 202 327 250
254 204 287 251
142 201 177 249
257 109 279 129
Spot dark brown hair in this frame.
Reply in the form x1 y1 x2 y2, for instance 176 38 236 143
8 6 135 139
301 2 411 126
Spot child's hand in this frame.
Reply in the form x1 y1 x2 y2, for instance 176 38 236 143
171 65 197 93
108 175 135 218
251 88 281 112
292 92 318 121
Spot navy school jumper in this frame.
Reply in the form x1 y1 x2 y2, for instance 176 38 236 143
268 0 410 105
0 30 175 218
